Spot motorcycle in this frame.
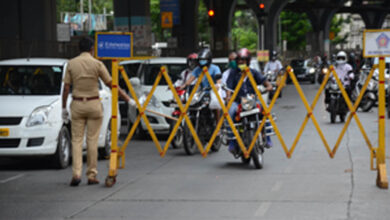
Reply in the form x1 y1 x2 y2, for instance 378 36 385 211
264 69 284 102
350 67 376 112
326 76 349 123
182 87 222 155
169 87 187 149
232 91 274 169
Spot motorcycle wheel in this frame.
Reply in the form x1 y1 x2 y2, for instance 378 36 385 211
244 129 263 169
330 99 337 123
211 135 222 152
360 97 375 112
171 124 184 149
183 124 196 155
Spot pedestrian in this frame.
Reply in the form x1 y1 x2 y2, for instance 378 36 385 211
62 36 132 186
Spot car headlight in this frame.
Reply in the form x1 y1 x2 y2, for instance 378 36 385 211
26 105 53 127
309 68 315 74
139 94 160 108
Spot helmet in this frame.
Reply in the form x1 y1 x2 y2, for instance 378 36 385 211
187 53 198 70
336 51 347 65
197 48 212 67
236 48 251 65
271 50 278 60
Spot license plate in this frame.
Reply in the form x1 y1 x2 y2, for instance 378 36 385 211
0 128 9 137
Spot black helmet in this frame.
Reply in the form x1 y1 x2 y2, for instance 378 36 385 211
271 50 278 60
198 48 212 67
236 48 251 65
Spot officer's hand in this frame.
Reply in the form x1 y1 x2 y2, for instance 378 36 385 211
62 108 69 122
128 98 137 107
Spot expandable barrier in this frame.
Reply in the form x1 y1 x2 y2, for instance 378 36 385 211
105 59 387 189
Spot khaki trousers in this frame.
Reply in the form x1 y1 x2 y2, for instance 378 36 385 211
70 99 103 179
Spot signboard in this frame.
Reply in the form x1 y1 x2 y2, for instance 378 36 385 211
160 0 180 25
57 23 71 42
257 50 269 62
161 12 173 28
95 32 133 59
363 29 390 57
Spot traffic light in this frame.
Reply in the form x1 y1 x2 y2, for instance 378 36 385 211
208 9 216 26
259 3 266 16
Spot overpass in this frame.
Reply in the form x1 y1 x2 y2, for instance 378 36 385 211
0 0 390 59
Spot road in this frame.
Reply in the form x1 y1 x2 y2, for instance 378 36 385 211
0 83 389 220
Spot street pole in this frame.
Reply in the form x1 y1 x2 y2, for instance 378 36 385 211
80 0 84 31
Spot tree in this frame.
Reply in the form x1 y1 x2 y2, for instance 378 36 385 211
280 11 312 51
231 10 258 51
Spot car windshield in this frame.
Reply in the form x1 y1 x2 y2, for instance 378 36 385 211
0 65 63 95
291 60 304 67
143 63 186 85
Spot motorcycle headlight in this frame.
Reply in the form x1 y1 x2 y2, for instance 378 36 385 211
241 97 255 111
309 68 315 74
322 68 329 74
330 83 338 90
190 92 201 105
26 105 53 127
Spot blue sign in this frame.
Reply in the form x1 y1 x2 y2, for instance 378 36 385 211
160 0 180 25
96 33 133 59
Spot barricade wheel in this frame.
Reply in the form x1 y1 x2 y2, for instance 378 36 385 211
105 176 116 187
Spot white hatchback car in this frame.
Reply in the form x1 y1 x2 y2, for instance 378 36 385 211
0 58 119 168
120 57 186 138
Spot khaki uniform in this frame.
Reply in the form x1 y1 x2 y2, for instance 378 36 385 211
64 52 111 179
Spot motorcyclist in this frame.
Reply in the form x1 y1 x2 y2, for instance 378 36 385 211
174 53 198 89
324 51 354 108
221 51 237 101
225 48 273 155
263 50 283 77
180 48 222 123
180 48 221 91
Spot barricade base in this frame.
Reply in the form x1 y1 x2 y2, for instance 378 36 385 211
376 164 388 189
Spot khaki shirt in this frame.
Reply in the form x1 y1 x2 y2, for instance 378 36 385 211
64 52 112 97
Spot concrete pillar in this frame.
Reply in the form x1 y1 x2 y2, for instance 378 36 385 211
0 0 57 59
113 0 152 56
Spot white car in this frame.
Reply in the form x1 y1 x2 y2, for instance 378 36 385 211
0 58 119 168
120 57 186 138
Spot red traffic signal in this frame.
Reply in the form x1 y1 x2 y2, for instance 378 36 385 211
259 3 265 9
208 9 215 17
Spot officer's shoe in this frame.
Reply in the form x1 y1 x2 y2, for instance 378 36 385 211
70 177 81 187
87 178 100 185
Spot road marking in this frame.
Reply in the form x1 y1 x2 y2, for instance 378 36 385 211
254 202 271 217
0 174 24 183
271 181 283 192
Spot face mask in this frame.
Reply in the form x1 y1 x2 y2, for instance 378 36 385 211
199 60 207 66
238 64 247 70
229 60 237 69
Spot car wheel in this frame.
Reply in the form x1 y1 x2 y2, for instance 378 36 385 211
53 126 71 169
99 122 111 159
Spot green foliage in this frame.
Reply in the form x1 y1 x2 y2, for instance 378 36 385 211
330 15 350 46
280 11 312 50
150 0 163 41
197 0 211 45
231 10 258 51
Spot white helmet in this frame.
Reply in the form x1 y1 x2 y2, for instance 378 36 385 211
336 51 347 65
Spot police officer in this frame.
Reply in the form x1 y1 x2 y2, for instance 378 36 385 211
62 37 132 186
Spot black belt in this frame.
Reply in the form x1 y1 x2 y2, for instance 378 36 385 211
72 96 99 101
